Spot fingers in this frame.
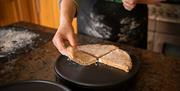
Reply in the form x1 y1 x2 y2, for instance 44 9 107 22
53 35 68 56
52 28 77 57
67 46 75 59
52 23 78 57
58 37 69 56
124 0 136 4
67 32 77 48
123 3 136 11
122 0 137 11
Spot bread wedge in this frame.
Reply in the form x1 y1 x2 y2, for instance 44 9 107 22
98 49 132 72
67 45 132 72
67 47 97 65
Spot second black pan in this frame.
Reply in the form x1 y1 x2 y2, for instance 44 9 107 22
0 80 70 91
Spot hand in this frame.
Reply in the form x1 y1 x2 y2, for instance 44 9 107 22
52 23 77 56
138 0 166 4
122 0 166 11
122 0 137 11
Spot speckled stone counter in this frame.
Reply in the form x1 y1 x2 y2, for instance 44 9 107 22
0 22 179 91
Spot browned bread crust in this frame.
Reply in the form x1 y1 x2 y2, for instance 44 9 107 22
99 49 132 72
67 44 132 72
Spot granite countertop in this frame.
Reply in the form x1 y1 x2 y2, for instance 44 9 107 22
0 22 179 91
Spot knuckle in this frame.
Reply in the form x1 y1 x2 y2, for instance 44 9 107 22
52 37 57 45
52 37 56 44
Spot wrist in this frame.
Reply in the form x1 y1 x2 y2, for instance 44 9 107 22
58 20 73 33
60 17 72 25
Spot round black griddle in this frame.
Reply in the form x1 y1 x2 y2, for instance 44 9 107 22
0 80 70 91
55 54 140 90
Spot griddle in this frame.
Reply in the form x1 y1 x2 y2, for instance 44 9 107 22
0 80 70 91
0 26 53 63
55 54 140 90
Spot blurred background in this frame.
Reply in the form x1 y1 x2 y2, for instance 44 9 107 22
0 0 180 58
0 0 77 30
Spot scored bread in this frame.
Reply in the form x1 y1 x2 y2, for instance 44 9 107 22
67 47 97 65
67 45 132 72
77 44 118 57
98 49 132 72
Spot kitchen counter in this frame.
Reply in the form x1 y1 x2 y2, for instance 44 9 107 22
0 22 180 91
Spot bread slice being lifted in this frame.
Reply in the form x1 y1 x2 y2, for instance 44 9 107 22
67 47 97 65
98 49 132 72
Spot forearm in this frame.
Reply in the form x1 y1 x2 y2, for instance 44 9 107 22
137 0 164 4
60 0 77 26
137 0 152 4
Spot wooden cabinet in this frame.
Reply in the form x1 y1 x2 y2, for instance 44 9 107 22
38 0 59 28
0 0 19 26
37 0 77 31
0 0 77 31
0 0 38 26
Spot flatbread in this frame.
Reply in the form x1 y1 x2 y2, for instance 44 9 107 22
67 47 97 65
67 45 132 72
99 49 132 72
77 44 118 57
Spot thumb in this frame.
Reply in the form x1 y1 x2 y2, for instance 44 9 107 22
67 32 77 48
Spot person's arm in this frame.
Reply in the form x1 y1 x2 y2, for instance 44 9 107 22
52 0 77 56
122 0 166 11
60 0 77 24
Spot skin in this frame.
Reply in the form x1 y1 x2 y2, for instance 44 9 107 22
123 0 166 11
52 0 164 56
52 0 77 56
